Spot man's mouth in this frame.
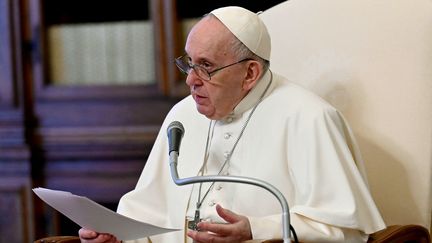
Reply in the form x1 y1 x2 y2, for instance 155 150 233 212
192 93 207 104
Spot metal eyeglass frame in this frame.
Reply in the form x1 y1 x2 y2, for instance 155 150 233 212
174 54 253 81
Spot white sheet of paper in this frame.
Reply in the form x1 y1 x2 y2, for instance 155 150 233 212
33 187 179 241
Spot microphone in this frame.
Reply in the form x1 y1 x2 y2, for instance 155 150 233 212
167 121 185 155
166 121 294 243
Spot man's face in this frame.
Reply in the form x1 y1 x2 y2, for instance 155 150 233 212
184 17 251 120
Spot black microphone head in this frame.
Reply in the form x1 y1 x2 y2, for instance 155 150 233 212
167 121 184 134
167 121 185 154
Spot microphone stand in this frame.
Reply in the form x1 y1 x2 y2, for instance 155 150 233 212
169 151 292 243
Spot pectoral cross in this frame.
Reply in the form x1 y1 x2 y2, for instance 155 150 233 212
187 209 202 231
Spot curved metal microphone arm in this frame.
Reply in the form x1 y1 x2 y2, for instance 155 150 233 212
169 152 292 243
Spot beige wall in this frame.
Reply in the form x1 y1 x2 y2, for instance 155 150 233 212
262 0 432 231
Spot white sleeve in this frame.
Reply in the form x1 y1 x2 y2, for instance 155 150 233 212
248 213 368 242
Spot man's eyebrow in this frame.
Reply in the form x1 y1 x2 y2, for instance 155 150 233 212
192 56 214 65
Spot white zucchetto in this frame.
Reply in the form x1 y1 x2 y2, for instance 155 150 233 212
211 6 271 61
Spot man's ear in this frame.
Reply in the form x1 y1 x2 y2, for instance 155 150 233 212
242 60 262 91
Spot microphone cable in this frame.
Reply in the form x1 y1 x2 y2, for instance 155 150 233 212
290 225 299 243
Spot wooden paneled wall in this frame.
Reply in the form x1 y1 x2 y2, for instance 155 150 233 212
0 0 33 241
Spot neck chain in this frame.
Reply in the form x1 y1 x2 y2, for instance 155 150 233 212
189 71 273 230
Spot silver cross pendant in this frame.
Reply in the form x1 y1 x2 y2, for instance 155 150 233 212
187 209 202 231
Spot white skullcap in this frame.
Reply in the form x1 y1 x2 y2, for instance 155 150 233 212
211 6 271 61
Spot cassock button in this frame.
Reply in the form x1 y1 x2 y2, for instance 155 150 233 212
208 201 216 207
223 151 230 159
216 185 223 191
224 133 231 139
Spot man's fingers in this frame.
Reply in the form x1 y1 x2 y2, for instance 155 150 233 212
216 204 242 224
196 221 232 236
187 206 252 242
79 228 98 239
78 228 120 243
187 229 223 243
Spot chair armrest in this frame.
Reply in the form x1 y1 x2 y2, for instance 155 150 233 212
368 224 431 243
34 236 80 243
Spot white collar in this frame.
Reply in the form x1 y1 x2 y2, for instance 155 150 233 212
222 70 273 122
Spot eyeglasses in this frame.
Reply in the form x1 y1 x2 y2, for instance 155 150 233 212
174 54 253 81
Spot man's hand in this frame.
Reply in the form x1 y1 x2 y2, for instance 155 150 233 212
187 204 252 243
79 228 121 243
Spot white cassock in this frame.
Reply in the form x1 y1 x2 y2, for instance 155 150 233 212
117 70 386 242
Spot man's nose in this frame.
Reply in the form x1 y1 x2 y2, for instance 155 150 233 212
185 69 204 86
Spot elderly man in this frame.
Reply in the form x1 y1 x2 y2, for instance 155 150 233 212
79 6 385 243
